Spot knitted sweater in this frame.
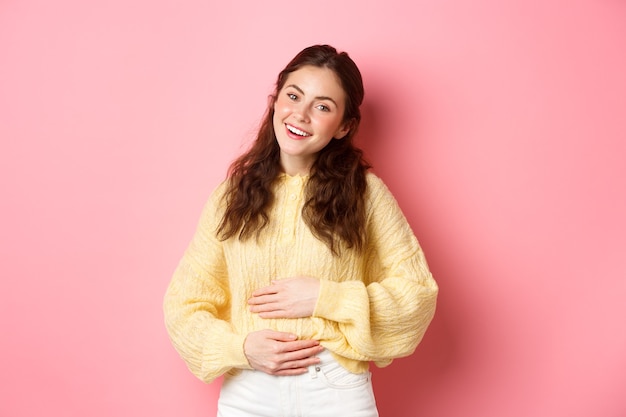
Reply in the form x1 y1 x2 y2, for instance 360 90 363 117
163 172 438 383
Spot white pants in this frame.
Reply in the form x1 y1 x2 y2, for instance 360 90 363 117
217 350 379 417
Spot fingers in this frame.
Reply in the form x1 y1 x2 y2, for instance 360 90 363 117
250 284 278 298
282 339 322 353
271 357 322 375
263 330 320 351
248 289 281 311
282 343 324 362
248 292 286 316
248 294 278 307
271 338 324 370
249 277 319 320
263 329 298 342
243 330 324 376
249 303 287 318
266 344 324 375
252 329 321 351
256 310 286 319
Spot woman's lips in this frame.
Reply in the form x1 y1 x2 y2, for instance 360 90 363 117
285 124 312 139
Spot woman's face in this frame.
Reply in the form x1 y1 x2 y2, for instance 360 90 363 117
273 65 350 175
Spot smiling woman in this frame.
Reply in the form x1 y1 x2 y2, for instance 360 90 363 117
273 66 351 175
163 45 438 417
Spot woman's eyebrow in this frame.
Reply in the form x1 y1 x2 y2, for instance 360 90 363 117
285 84 338 107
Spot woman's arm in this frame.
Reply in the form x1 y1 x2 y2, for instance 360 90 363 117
313 176 438 363
163 190 251 383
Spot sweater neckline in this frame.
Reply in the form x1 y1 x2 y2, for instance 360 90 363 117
279 172 309 180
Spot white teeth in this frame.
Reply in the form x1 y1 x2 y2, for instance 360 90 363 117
287 125 310 137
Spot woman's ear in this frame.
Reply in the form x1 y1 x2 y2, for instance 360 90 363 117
334 119 353 140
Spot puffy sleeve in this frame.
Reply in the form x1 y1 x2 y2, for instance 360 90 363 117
312 175 438 367
163 183 251 383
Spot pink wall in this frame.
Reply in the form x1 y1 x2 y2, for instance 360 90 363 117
1 0 625 416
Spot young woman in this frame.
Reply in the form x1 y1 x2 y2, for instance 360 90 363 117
164 44 438 417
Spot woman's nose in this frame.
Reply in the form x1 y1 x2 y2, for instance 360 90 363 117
293 104 310 122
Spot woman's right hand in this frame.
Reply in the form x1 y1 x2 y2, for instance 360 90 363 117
243 329 324 376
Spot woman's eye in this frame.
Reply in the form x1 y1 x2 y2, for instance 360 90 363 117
317 104 330 112
287 93 298 100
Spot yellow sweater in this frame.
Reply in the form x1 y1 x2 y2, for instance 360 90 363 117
164 172 438 383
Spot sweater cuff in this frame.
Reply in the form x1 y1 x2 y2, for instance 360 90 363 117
313 279 368 323
212 332 252 370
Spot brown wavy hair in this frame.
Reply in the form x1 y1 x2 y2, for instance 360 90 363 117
217 45 370 255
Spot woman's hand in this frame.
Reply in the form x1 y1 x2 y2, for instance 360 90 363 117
248 276 320 319
244 329 323 375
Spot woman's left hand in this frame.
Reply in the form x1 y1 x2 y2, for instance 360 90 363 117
249 276 320 319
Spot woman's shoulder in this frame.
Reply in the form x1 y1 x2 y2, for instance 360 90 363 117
365 171 393 199
364 171 406 216
365 171 383 187
213 177 230 196
201 177 230 211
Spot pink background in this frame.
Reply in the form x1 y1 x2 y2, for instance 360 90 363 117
1 0 625 416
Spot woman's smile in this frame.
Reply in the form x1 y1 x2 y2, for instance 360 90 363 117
285 123 312 138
